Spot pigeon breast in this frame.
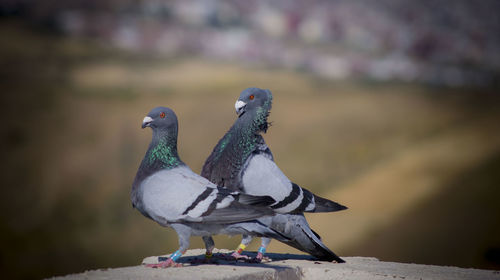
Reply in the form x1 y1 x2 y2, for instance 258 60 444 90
138 165 229 222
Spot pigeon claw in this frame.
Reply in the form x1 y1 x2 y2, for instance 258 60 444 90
145 258 182 268
250 252 271 263
230 251 251 260
250 252 264 263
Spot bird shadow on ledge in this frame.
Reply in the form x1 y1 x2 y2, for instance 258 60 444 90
150 250 327 269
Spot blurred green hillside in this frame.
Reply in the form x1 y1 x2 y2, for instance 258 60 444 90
1 21 500 279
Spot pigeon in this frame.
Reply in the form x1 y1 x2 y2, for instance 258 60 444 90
131 106 289 268
201 88 347 263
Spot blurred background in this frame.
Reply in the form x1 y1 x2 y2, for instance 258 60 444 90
1 0 500 279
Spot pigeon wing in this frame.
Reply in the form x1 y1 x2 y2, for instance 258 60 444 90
140 166 274 224
182 186 275 224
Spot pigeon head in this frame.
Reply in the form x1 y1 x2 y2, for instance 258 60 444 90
142 106 178 133
235 88 273 117
137 106 184 172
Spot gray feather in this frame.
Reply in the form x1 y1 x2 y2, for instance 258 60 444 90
311 193 348 213
225 221 290 243
194 202 274 224
267 214 345 262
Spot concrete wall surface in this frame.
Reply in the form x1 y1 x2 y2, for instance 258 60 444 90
51 249 500 280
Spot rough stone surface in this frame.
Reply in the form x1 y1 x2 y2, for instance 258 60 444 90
50 249 500 280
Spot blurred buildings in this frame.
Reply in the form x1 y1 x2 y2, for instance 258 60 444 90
2 0 499 87
1 2 500 278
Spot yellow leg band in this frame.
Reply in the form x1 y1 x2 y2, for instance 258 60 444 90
236 243 247 254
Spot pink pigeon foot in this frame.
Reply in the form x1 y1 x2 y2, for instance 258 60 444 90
145 258 182 268
231 251 251 260
251 252 264 263
250 252 271 263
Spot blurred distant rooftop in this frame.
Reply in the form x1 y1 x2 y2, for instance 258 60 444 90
3 0 500 87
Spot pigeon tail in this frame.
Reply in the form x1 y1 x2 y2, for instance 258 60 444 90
294 225 345 263
272 215 345 263
227 221 290 243
310 195 348 213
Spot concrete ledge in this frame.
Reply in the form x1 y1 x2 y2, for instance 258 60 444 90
52 249 500 280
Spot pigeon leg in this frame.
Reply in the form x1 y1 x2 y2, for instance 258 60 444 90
252 237 271 263
230 235 253 260
190 236 217 264
146 249 184 268
203 235 215 258
147 224 190 268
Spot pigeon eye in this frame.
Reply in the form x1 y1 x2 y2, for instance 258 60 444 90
160 112 166 118
249 95 254 100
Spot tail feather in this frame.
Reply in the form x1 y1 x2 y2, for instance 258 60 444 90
216 187 276 207
237 193 276 207
295 224 345 262
270 214 345 262
311 194 348 213
228 220 290 243
310 228 322 240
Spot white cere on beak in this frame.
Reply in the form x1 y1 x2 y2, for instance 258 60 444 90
142 116 153 127
235 100 247 115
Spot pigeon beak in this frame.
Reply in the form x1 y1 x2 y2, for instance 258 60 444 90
142 116 153 128
235 100 247 117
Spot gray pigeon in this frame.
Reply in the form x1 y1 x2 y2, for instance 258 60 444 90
201 88 347 263
131 106 289 268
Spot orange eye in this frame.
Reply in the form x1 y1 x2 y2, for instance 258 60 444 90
160 112 166 118
249 95 254 100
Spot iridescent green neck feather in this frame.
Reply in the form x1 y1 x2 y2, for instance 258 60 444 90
146 137 182 169
213 103 269 162
202 100 271 190
139 127 183 174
